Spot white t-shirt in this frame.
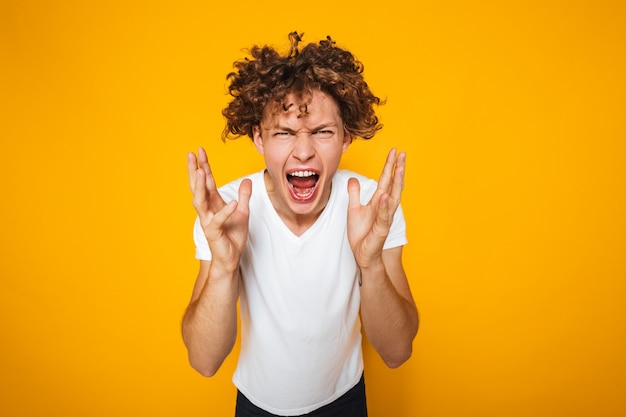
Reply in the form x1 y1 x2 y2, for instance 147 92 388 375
194 169 407 416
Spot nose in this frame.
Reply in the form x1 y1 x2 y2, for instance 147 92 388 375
292 132 314 162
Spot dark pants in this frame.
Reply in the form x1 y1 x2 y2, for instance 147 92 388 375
235 374 368 417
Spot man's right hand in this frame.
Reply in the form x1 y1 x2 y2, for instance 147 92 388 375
187 147 252 273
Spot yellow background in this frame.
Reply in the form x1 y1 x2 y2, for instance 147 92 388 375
1 1 625 416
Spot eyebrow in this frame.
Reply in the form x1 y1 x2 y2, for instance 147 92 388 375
273 123 338 132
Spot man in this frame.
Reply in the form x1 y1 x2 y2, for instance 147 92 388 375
182 32 418 416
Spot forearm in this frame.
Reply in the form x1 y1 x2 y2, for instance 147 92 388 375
182 265 239 377
359 259 419 368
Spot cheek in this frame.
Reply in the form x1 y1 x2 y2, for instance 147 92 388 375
262 144 288 169
320 141 346 162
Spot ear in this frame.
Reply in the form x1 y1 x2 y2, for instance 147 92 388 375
252 125 264 155
342 130 352 153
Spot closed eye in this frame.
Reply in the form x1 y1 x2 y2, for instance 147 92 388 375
311 130 334 139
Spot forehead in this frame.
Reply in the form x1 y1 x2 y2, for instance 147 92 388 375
262 90 342 129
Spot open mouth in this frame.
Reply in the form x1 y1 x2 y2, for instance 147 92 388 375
287 170 320 201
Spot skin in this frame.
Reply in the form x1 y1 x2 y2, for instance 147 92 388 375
182 90 418 377
252 91 351 235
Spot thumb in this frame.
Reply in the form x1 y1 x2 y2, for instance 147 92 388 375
237 179 252 214
347 177 361 210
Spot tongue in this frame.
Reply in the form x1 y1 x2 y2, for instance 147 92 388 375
289 176 317 197
289 176 317 189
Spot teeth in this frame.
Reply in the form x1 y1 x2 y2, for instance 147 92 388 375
288 170 317 177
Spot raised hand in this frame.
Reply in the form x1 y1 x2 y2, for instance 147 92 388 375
347 149 405 268
188 147 252 272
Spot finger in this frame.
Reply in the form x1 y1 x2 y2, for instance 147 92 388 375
347 177 362 211
197 147 210 174
389 151 406 205
187 152 199 192
355 193 393 257
373 193 394 237
237 179 253 215
192 169 208 216
377 148 397 193
205 200 238 240
197 147 218 193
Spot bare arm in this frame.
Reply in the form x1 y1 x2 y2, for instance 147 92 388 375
358 246 418 368
348 149 419 368
181 148 251 377
182 260 240 376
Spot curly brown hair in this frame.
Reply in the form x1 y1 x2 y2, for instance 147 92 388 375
221 32 383 141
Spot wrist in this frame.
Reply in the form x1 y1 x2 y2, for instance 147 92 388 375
357 255 385 272
357 256 386 286
208 260 240 282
